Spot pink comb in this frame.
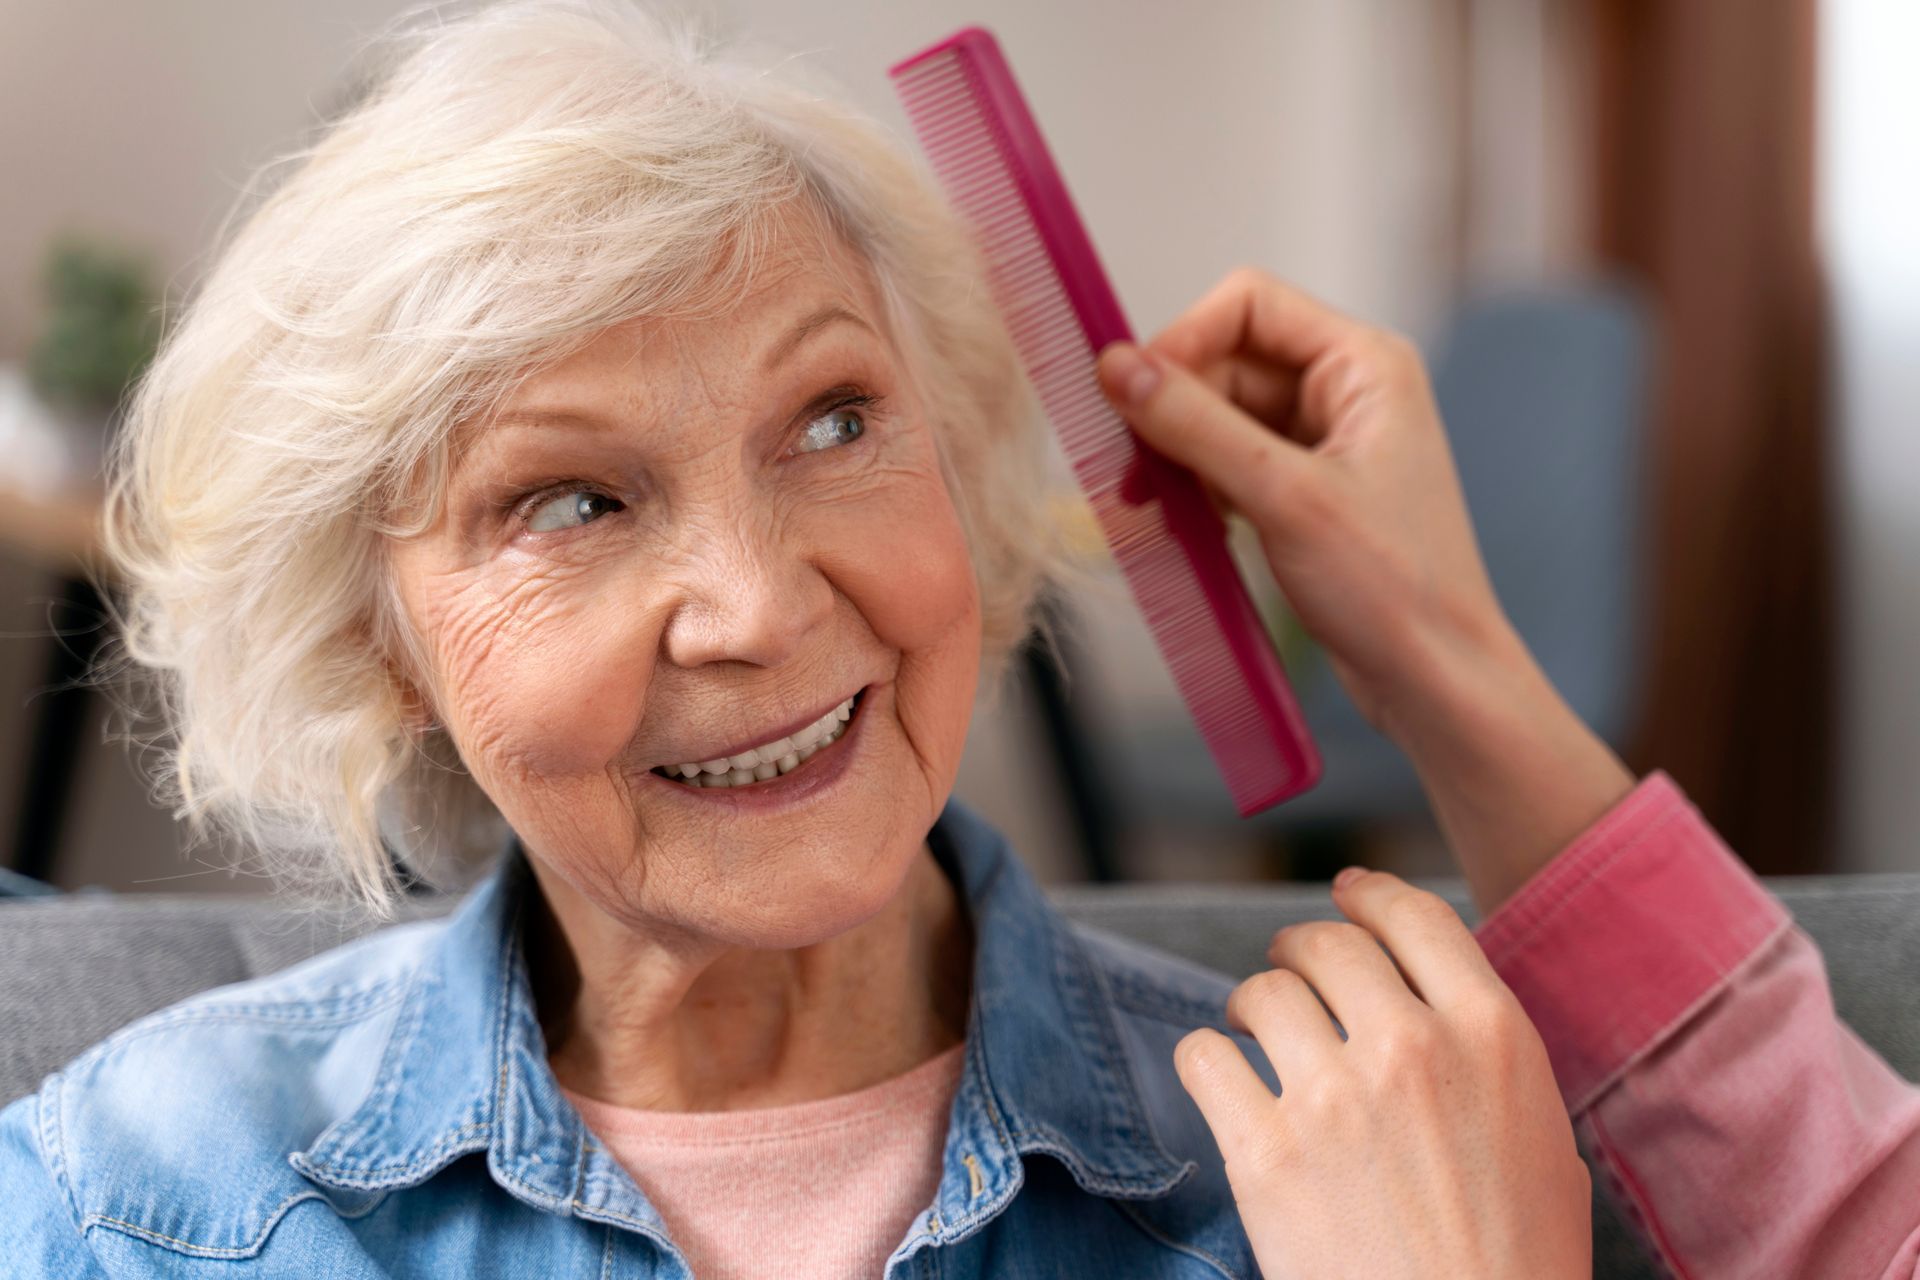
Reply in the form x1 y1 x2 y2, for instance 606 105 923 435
890 27 1322 816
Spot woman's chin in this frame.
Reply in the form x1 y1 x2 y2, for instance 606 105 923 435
697 838 923 951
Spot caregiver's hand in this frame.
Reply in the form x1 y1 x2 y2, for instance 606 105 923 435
1095 269 1636 910
1178 868 1591 1280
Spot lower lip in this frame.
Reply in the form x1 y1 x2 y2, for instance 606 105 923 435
639 684 878 812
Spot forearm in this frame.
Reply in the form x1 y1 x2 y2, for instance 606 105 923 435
1382 618 1637 916
1580 926 1920 1279
1473 773 1920 1279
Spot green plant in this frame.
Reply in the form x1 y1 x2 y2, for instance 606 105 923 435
26 236 161 416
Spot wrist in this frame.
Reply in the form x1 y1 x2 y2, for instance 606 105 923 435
1377 613 1637 911
1369 598 1540 762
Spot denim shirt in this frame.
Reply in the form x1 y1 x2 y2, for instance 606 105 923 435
0 799 1272 1278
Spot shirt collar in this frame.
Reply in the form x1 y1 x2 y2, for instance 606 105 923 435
292 797 1193 1224
290 848 594 1215
921 798 1194 1220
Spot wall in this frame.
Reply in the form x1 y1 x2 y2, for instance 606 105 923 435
1822 0 1920 871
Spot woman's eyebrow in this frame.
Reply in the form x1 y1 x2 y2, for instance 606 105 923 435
485 305 878 438
482 409 608 435
445 415 602 486
759 303 876 372
495 307 883 435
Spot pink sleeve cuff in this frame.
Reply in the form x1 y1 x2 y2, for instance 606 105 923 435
1474 770 1792 1113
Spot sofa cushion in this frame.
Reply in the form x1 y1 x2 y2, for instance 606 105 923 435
7 875 1920 1280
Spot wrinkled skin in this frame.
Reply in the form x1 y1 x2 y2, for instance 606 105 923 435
385 208 980 1109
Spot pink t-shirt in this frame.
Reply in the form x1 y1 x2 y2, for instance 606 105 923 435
562 1042 966 1280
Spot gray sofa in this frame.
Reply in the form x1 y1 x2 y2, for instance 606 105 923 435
9 875 1920 1277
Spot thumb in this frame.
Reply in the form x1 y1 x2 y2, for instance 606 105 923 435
1095 341 1314 536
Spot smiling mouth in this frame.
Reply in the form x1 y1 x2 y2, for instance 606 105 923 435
651 689 865 789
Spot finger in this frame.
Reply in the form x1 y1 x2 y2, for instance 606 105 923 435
1173 1027 1277 1162
1225 968 1343 1082
1180 353 1315 445
1266 920 1425 1036
1330 868 1505 1008
1198 474 1235 521
1148 266 1369 377
1094 340 1317 537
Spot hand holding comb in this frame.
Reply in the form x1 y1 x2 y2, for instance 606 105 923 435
889 26 1323 815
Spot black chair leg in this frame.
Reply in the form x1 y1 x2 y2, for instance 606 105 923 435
1020 597 1125 883
1280 819 1364 884
9 574 108 883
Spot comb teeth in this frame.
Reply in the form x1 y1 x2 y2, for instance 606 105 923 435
892 31 1320 815
1104 503 1294 805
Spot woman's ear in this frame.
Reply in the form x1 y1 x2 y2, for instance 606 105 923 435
392 665 441 737
401 689 442 737
372 632 441 739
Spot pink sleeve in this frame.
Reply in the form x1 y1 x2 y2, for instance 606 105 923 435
1475 771 1920 1279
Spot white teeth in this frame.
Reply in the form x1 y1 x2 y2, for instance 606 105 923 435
658 694 858 788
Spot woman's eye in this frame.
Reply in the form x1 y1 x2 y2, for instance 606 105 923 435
793 403 868 454
525 490 624 533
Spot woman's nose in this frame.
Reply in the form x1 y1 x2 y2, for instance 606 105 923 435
659 527 835 671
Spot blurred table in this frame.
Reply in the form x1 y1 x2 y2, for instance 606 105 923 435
0 479 108 884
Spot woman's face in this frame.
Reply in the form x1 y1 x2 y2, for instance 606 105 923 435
386 218 982 949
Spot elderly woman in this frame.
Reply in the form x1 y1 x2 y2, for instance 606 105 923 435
0 2 1617 1278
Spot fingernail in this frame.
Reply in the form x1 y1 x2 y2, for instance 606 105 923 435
1332 866 1368 890
1104 342 1164 404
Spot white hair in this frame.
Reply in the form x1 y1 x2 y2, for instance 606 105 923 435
97 0 1066 913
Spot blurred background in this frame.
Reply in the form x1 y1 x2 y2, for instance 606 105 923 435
0 0 1913 895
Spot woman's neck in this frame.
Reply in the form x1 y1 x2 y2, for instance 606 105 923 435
527 845 972 1111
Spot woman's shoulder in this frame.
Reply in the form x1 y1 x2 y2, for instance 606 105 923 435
57 911 442 1080
1058 920 1276 1277
1063 916 1276 1100
2 916 447 1261
1067 920 1244 1027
